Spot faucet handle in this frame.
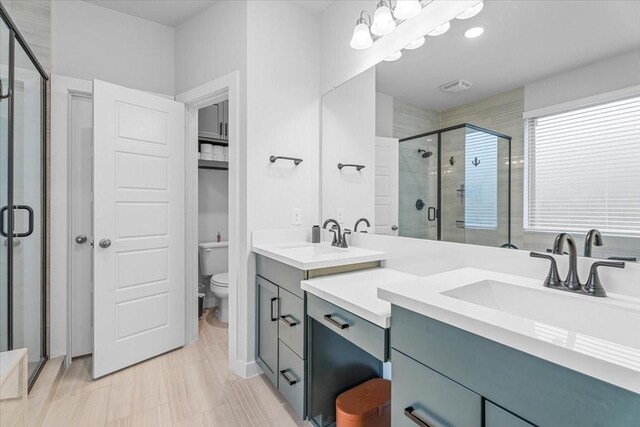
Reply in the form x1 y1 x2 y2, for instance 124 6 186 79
530 252 563 288
584 261 625 297
340 229 352 248
328 227 339 245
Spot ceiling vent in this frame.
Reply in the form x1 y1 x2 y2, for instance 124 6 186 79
440 79 472 93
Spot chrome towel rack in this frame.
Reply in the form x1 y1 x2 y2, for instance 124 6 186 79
338 163 365 171
270 155 303 165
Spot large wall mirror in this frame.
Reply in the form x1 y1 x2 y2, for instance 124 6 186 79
321 0 640 261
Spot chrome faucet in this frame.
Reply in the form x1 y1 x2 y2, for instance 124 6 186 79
322 219 342 247
354 218 370 233
552 233 580 290
340 229 352 248
584 229 603 257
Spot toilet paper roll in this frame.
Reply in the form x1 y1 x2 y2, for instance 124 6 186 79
213 145 224 158
201 152 214 161
223 147 229 161
201 143 214 154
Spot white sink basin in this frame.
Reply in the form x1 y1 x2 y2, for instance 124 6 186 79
444 280 640 349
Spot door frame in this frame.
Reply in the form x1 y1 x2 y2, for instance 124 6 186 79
176 71 241 375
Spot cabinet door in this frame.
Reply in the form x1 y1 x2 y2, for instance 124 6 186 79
392 349 482 427
257 276 279 386
485 402 534 427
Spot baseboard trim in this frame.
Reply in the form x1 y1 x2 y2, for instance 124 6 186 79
230 358 262 378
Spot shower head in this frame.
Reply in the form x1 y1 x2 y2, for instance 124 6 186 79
418 149 433 159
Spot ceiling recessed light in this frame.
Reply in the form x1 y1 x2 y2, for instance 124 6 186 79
464 26 485 39
404 36 425 50
456 2 484 20
384 51 402 62
427 21 451 37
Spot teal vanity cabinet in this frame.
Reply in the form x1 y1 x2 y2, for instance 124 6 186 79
256 255 379 421
391 305 640 427
256 255 307 419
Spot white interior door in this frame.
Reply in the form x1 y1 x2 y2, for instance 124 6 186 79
92 79 185 378
374 137 399 235
70 92 93 358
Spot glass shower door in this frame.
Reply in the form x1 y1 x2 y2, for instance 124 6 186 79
11 39 45 379
0 18 9 353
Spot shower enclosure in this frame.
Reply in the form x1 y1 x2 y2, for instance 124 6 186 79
0 4 49 388
398 124 512 248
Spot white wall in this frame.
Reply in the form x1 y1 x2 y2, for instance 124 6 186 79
322 68 376 228
524 49 640 113
51 0 175 95
375 92 393 138
198 170 229 243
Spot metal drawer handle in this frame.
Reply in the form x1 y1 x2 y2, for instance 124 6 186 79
324 314 349 330
404 407 433 427
279 369 298 386
279 315 298 327
270 297 278 321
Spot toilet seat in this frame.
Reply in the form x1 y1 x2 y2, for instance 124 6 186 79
210 272 229 287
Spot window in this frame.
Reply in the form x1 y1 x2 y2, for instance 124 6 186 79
525 95 640 235
465 130 498 229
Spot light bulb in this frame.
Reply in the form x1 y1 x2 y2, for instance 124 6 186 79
394 0 421 20
404 36 425 50
464 26 484 38
384 51 402 62
456 2 484 20
350 20 373 49
427 21 450 37
371 2 396 36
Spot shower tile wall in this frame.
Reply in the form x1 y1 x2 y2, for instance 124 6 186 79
392 99 439 239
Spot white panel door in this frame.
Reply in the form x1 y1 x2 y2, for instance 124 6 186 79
92 79 185 378
374 137 399 235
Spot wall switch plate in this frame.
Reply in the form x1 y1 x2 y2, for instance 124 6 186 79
292 208 302 225
336 208 345 224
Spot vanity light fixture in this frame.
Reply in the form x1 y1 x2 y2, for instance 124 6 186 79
456 1 484 20
464 26 485 38
394 0 422 20
384 51 402 61
350 11 374 49
371 0 396 36
404 36 425 50
427 21 451 36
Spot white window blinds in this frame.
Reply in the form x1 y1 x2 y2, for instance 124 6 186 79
525 95 640 235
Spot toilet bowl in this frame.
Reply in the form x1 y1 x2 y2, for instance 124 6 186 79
210 272 229 323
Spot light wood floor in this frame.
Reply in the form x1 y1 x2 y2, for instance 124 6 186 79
40 310 304 427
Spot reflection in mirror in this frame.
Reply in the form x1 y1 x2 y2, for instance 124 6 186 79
322 0 640 261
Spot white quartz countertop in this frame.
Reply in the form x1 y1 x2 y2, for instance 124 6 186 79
252 241 386 270
378 267 640 394
301 268 419 328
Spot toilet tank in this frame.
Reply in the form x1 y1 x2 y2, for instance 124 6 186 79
198 241 229 276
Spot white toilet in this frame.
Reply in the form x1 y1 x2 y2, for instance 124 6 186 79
198 241 230 323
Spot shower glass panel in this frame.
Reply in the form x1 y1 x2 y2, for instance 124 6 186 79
12 40 45 379
0 18 9 353
399 124 512 248
398 135 438 239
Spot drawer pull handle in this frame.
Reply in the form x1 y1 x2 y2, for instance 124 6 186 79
270 297 278 321
279 315 298 327
404 406 433 427
324 314 349 330
279 369 298 386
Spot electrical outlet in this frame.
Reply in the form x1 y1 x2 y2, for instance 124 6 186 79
292 208 302 225
336 208 345 224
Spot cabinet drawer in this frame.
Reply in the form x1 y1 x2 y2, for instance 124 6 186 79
392 349 482 427
485 402 534 427
256 255 305 298
307 293 388 361
278 288 305 359
278 340 305 420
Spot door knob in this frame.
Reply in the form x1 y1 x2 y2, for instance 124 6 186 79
75 235 88 244
391 225 399 231
99 238 111 248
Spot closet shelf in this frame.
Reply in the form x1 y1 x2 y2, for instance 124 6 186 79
199 159 228 170
198 136 228 147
